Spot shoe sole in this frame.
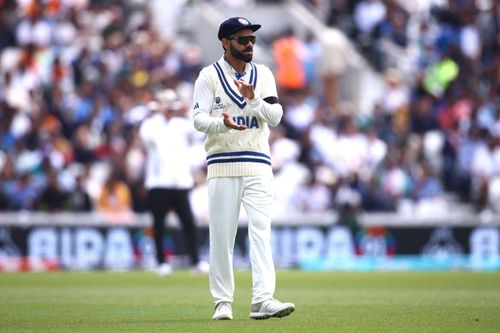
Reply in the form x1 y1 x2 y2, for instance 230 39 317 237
213 313 233 320
249 306 295 320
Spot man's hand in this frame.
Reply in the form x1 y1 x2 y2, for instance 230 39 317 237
223 112 247 130
234 79 255 100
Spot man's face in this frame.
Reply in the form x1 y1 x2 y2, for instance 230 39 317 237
226 28 255 62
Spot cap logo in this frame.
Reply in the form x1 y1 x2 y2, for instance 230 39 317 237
238 18 249 25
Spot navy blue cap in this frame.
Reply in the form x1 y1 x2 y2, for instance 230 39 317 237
217 17 261 40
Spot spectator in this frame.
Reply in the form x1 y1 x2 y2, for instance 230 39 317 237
354 0 386 36
412 162 444 201
318 27 354 109
15 11 53 47
35 169 68 211
96 166 133 215
382 68 409 116
302 32 322 88
360 175 395 212
453 126 482 201
353 0 386 68
272 27 306 93
0 153 13 210
72 125 97 164
291 170 333 213
361 125 387 180
67 172 93 212
377 6 409 48
2 172 40 211
471 133 500 212
283 91 316 138
410 93 439 135
380 156 412 202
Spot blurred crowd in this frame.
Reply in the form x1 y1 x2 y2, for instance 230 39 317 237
0 0 499 223
0 0 204 219
271 0 500 221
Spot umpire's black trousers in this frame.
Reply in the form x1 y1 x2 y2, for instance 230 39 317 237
147 188 200 265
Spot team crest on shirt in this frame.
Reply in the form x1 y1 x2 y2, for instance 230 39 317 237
213 96 225 110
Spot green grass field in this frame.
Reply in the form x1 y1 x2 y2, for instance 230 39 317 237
1 270 499 333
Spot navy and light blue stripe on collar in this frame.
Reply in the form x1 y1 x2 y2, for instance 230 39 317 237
213 61 258 109
249 63 257 89
235 71 246 80
207 151 271 166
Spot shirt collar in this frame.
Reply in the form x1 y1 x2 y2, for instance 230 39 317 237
219 56 251 78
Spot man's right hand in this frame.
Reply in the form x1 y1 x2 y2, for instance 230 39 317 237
223 112 247 130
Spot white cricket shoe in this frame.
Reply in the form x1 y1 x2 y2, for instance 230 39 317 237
212 302 233 320
191 260 209 275
249 298 295 320
157 263 173 277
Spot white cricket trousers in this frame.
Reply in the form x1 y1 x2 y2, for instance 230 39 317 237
208 176 276 305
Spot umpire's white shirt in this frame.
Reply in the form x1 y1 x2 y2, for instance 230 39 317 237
139 113 194 189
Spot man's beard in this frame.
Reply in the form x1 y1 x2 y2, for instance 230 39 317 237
230 43 253 62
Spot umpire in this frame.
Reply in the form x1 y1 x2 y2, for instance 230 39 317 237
139 89 208 276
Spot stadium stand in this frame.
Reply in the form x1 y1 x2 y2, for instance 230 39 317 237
0 0 499 228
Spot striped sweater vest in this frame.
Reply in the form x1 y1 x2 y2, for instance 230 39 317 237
204 60 273 179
